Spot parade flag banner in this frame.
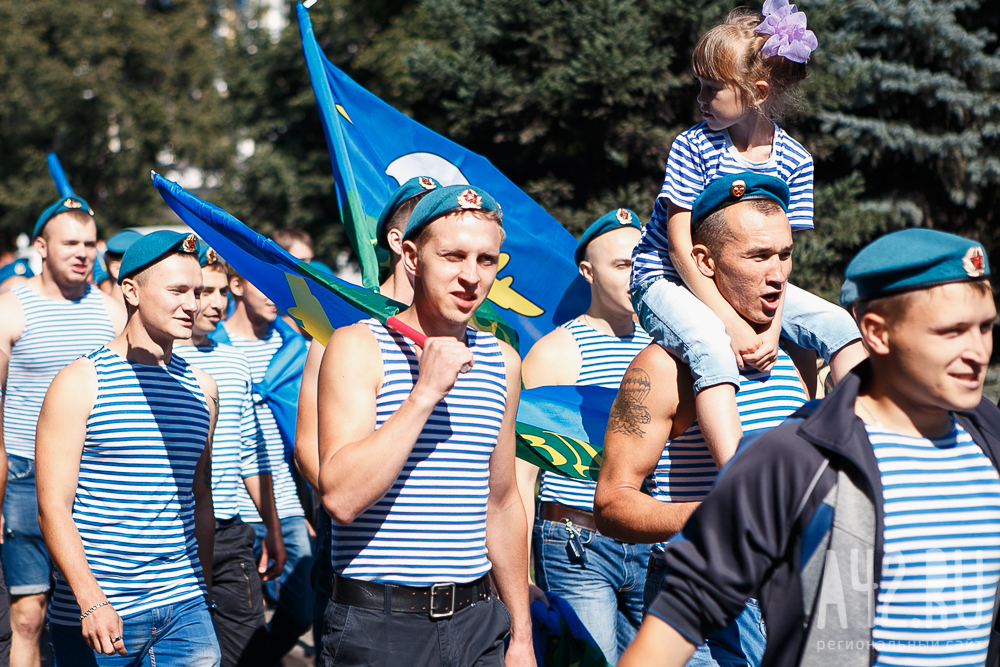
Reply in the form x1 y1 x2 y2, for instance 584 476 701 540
515 385 616 482
296 2 589 353
47 153 75 197
152 171 605 481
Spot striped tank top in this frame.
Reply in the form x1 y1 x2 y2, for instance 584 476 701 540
4 283 115 460
174 342 267 521
538 318 651 511
868 421 1000 667
227 326 305 522
331 318 508 585
648 347 807 556
49 347 210 624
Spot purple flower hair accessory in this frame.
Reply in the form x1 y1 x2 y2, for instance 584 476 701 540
755 0 818 64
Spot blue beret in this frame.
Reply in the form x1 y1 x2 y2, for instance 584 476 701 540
403 185 502 241
34 195 94 239
0 259 34 284
195 240 221 268
105 229 144 257
691 173 789 225
93 258 110 285
118 231 199 284
376 177 441 249
841 228 990 305
306 259 334 276
575 208 642 265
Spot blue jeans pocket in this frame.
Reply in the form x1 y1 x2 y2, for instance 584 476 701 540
6 456 34 482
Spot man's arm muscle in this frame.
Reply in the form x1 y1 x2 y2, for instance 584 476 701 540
191 367 218 598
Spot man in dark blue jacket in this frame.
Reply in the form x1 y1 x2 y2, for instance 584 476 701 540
621 228 1000 667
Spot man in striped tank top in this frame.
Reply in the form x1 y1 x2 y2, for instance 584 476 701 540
596 174 812 667
219 271 312 662
316 185 534 667
35 231 220 665
514 208 652 663
620 232 1000 667
174 244 287 667
0 196 125 667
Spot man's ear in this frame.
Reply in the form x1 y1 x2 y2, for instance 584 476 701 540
401 239 420 278
691 244 716 279
386 229 405 259
857 312 890 358
228 275 244 297
34 236 48 260
121 277 141 308
578 260 595 285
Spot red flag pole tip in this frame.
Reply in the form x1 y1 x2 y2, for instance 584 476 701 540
385 316 471 373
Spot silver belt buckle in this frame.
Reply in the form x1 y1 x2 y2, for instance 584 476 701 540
429 582 456 619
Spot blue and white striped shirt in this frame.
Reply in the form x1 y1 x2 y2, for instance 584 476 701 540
538 318 651 511
331 318 508 585
4 284 115 460
631 122 814 290
174 342 267 521
49 347 210 624
868 421 1000 667
648 347 807 556
227 326 305 522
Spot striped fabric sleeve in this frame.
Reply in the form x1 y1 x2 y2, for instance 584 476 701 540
785 154 814 229
661 130 706 211
239 394 267 478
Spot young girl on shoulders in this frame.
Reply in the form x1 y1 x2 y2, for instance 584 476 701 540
631 0 866 464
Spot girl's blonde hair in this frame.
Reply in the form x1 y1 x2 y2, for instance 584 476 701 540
692 8 808 119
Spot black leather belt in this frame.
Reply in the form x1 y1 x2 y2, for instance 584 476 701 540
539 501 598 532
332 574 491 619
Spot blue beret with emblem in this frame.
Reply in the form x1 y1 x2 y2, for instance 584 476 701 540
0 258 34 285
195 240 221 268
403 185 502 241
33 195 94 239
105 229 144 257
376 177 441 250
841 228 990 306
575 208 642 265
690 172 789 225
118 231 199 284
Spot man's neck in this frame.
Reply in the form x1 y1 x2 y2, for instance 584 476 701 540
583 298 636 338
394 303 468 341
858 376 954 439
225 303 271 340
34 269 88 301
379 265 414 306
176 329 211 348
106 318 176 366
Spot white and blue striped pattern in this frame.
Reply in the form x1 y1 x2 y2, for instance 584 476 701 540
648 347 807 556
4 284 115 460
538 318 651 511
868 422 1000 667
174 342 267 521
49 347 210 625
331 318 508 585
631 122 814 290
228 327 304 522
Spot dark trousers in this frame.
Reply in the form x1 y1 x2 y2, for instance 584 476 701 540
212 520 268 667
0 554 10 667
311 511 333 653
318 592 510 667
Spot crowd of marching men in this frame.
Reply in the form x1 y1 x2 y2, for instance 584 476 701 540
0 2 999 667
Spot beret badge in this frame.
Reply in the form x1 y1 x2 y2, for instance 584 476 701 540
181 234 198 254
64 198 82 209
963 245 986 278
205 247 218 264
616 208 632 225
14 263 26 275
730 180 747 198
458 189 483 210
418 177 437 190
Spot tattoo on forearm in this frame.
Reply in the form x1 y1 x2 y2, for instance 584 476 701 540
608 368 652 436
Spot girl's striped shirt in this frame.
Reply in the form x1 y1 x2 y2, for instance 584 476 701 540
4 283 115 460
49 346 210 624
648 347 807 556
538 318 651 511
868 421 1000 667
331 318 508 585
631 122 814 291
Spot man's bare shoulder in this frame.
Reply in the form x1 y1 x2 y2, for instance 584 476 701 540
48 357 98 404
327 321 378 357
522 325 579 387
628 343 680 386
0 289 26 342
496 339 522 384
190 365 219 401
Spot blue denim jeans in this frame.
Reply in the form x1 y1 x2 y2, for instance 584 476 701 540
2 455 52 595
252 516 315 658
533 519 648 664
644 557 765 667
632 278 859 393
49 596 220 666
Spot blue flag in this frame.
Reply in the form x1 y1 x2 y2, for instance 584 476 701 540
296 2 589 352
